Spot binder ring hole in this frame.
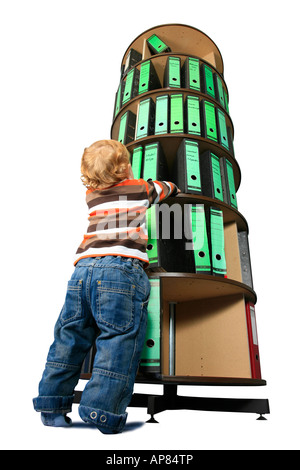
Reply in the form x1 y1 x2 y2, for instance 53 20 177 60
158 45 162 49
216 254 222 261
209 128 214 132
172 77 178 81
147 244 153 251
159 122 164 126
174 121 180 125
140 126 145 131
191 175 197 180
209 86 212 90
217 188 221 193
198 251 205 258
125 92 129 96
192 79 197 83
223 136 227 141
146 339 155 348
231 194 235 199
142 83 146 87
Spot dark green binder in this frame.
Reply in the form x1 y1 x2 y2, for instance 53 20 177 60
173 139 202 194
201 63 215 98
122 67 140 105
185 95 201 135
182 57 201 91
200 150 223 201
201 100 218 142
214 74 225 109
170 94 184 133
216 108 229 150
123 48 142 75
138 60 161 95
155 95 169 135
139 278 161 374
209 207 227 277
164 56 181 88
146 205 159 266
220 157 238 209
189 204 211 274
118 110 136 144
146 34 171 54
113 81 123 118
135 97 155 140
131 146 143 179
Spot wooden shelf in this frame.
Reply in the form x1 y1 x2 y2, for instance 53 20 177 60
147 272 256 304
136 374 267 386
121 23 224 75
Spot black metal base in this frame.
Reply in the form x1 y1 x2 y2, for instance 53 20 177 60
73 384 270 422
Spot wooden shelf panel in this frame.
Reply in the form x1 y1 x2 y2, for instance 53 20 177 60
121 24 224 75
147 272 256 304
82 373 266 387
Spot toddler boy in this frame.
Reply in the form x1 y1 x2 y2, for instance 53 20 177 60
33 139 178 434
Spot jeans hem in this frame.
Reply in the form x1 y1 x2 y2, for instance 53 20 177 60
33 395 74 414
78 404 127 434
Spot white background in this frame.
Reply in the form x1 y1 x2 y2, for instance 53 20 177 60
1 0 299 450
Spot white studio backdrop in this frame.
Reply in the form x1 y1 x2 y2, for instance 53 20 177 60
1 0 299 450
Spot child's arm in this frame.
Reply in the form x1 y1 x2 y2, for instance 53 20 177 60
145 179 180 206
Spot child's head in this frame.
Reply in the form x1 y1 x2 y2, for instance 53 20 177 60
81 139 131 190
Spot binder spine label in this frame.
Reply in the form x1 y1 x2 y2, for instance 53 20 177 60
155 95 169 135
140 278 160 371
131 146 143 179
210 208 227 275
203 64 215 98
166 57 181 88
138 60 150 94
226 159 238 209
186 96 201 135
185 140 202 192
122 68 139 105
211 153 223 201
114 83 122 118
217 108 229 149
187 57 201 91
203 101 218 142
215 74 225 108
135 98 154 140
118 113 128 144
147 34 170 54
146 205 158 265
143 143 158 181
191 205 211 273
170 94 184 133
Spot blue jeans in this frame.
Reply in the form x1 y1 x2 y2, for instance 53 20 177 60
33 256 151 434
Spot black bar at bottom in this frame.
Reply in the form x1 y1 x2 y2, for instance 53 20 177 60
73 385 270 418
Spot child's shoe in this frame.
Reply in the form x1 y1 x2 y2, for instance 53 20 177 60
41 412 72 427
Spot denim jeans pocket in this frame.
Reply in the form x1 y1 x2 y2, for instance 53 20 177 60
59 279 83 325
96 280 134 332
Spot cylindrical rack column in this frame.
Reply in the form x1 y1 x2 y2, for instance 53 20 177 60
108 23 264 386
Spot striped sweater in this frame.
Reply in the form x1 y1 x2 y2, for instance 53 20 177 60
74 178 178 266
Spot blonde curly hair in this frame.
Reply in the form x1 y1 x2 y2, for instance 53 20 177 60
81 139 130 190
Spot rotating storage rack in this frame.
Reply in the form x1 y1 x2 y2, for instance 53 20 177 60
74 24 270 422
